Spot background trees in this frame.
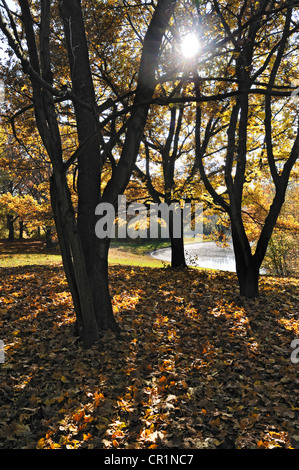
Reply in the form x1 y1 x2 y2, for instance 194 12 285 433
243 181 299 277
0 131 55 241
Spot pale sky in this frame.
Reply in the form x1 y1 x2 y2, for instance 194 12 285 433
0 0 17 60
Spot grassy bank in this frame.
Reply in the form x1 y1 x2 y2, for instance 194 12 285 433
0 240 62 268
0 238 204 269
0 239 170 268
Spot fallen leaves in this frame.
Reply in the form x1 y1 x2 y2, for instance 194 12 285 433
0 263 298 449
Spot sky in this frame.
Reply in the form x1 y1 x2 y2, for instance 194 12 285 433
0 0 17 60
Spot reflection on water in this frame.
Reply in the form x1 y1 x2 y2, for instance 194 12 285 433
184 242 236 272
185 252 236 272
151 241 237 272
151 241 267 274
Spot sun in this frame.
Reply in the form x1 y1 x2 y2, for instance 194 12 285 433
181 33 200 59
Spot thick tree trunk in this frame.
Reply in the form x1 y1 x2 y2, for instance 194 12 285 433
168 208 187 268
50 174 100 347
169 233 187 268
235 259 260 298
58 0 176 343
231 221 261 298
79 226 120 332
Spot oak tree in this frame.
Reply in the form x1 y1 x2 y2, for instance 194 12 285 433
0 0 177 346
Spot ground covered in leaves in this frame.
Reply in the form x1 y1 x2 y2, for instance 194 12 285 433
0 262 299 449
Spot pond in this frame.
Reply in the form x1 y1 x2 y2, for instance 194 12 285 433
151 241 237 272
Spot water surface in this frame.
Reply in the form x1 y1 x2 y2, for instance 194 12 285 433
151 241 236 272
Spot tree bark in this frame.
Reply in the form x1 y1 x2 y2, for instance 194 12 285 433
50 173 100 347
236 260 260 299
7 214 16 241
168 208 187 268
169 232 187 268
230 220 260 298
45 227 53 248
19 220 24 240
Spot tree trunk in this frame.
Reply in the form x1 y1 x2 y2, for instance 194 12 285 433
45 227 53 248
169 233 187 268
50 174 100 347
19 220 24 239
79 225 120 332
236 260 260 298
7 214 14 241
231 221 260 298
169 208 187 268
58 0 120 338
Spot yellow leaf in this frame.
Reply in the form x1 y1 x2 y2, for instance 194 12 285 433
36 438 46 449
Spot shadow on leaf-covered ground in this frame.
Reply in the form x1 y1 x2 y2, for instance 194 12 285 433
0 263 298 449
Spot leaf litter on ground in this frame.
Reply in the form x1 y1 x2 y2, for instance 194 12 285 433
0 262 298 449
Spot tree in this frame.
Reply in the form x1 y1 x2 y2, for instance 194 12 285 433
133 100 192 268
0 0 177 346
191 0 299 297
129 1 230 268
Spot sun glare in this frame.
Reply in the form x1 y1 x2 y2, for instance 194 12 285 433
181 33 200 59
